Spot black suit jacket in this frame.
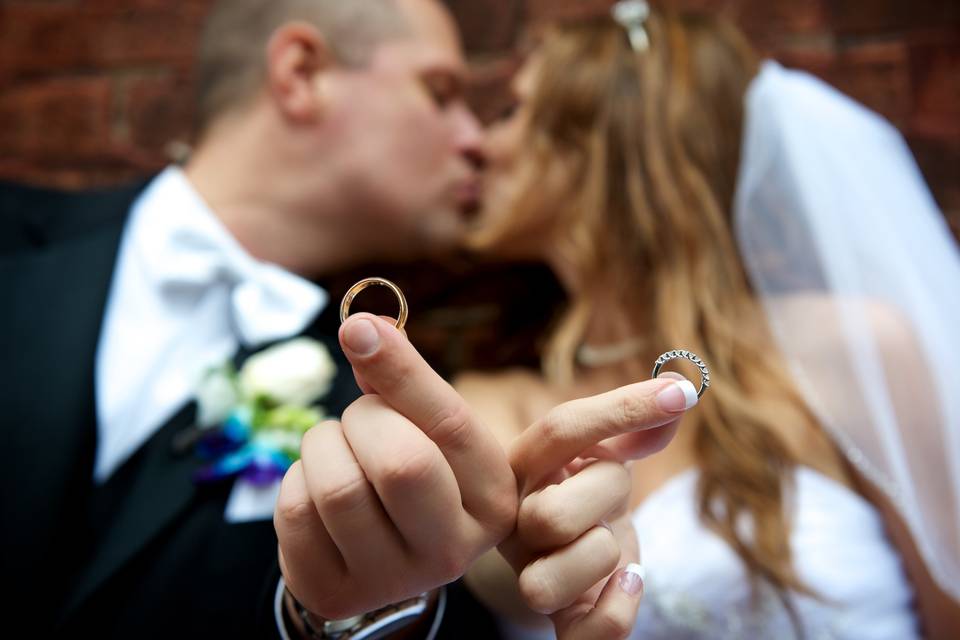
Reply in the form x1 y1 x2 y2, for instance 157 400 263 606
0 180 501 638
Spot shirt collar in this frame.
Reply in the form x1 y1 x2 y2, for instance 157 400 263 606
130 166 328 346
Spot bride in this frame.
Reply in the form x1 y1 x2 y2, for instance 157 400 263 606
459 2 960 638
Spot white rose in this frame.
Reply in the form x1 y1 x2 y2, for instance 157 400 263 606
196 367 240 427
239 338 336 406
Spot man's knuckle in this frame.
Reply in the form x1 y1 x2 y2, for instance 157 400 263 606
366 353 414 394
424 403 473 450
341 395 383 425
275 495 316 532
378 445 440 489
316 473 371 516
301 419 338 450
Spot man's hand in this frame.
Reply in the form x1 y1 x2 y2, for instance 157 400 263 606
500 376 696 639
275 314 517 619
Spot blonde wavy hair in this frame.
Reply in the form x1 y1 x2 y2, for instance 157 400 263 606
475 9 828 612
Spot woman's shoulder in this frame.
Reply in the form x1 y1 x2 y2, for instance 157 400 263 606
758 294 924 475
765 292 927 438
767 293 919 359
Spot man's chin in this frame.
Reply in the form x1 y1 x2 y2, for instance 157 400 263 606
457 196 482 223
415 217 470 257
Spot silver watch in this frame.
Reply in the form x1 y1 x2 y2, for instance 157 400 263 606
290 589 437 640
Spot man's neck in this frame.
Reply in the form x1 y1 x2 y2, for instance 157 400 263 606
182 109 358 280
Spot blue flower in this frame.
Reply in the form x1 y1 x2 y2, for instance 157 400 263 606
193 338 333 486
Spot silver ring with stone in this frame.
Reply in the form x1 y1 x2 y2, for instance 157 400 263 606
652 350 710 398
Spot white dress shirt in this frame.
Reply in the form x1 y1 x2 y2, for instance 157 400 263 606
94 166 327 484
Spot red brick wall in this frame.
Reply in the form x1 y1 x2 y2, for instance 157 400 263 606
2 0 958 229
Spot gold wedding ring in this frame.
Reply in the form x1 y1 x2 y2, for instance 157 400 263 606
340 277 409 330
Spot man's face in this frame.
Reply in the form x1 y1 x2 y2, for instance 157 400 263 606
319 0 483 259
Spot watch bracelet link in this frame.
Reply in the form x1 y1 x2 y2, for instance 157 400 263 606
287 588 437 640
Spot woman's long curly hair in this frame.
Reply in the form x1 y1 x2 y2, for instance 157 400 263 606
473 8 828 615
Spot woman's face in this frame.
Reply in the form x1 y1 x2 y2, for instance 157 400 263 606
482 60 533 214
475 55 559 259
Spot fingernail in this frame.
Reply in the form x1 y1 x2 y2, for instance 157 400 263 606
619 563 645 596
343 318 380 355
655 379 698 412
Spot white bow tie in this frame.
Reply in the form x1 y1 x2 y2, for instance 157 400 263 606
144 222 327 347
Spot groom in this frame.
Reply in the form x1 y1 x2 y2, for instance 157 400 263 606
0 0 684 637
1 0 495 635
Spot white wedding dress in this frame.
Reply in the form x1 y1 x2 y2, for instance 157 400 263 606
628 467 918 639
500 466 920 640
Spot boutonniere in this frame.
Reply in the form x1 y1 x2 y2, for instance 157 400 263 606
193 337 336 486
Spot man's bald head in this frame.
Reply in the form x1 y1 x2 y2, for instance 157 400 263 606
394 0 461 53
196 0 412 134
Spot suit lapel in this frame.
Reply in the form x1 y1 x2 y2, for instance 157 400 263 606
0 181 174 621
62 400 207 617
62 305 361 616
0 178 366 624
0 216 128 611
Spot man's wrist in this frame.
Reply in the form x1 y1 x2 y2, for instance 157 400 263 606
275 578 444 640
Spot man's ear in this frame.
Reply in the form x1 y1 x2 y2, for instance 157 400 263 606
265 22 333 123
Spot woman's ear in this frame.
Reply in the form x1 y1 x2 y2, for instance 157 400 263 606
265 21 333 123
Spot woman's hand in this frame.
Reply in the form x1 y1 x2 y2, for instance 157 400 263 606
500 459 643 639
497 377 697 639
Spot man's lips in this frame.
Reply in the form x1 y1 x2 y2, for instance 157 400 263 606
456 178 483 216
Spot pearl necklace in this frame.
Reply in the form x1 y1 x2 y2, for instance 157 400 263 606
575 337 647 367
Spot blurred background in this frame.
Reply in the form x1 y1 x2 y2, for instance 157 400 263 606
1 0 958 370
1 0 957 230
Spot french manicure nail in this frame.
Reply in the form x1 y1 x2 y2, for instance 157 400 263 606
655 379 698 412
619 563 645 596
343 318 380 355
